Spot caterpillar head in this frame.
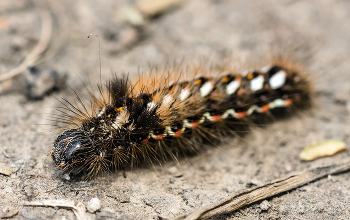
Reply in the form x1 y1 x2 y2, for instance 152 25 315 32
51 129 93 174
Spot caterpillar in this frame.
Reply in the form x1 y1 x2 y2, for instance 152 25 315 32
50 57 311 179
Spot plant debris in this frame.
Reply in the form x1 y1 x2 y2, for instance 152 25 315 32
176 159 350 220
24 200 87 220
299 140 346 161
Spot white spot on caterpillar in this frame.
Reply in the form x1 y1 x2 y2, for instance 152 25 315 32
158 94 173 114
183 119 191 128
180 88 190 101
200 112 211 123
147 101 156 110
112 108 129 130
112 123 120 130
269 70 286 89
165 126 174 136
250 75 264 91
162 94 173 106
268 99 285 109
149 131 156 139
128 122 135 131
200 81 213 97
226 80 240 95
97 107 106 117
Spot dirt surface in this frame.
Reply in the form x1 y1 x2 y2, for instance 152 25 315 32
1 0 350 219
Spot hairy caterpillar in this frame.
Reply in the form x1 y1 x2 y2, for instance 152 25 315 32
50 57 311 178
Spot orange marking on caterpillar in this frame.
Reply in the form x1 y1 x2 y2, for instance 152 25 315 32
212 115 222 122
222 76 229 82
142 138 148 144
174 130 182 137
195 79 202 85
155 134 163 140
285 99 293 106
57 162 65 168
261 105 270 112
191 122 199 128
237 112 246 118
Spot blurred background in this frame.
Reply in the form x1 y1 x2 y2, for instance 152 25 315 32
2 0 349 97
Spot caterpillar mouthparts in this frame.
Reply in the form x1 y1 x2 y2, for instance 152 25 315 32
50 58 311 178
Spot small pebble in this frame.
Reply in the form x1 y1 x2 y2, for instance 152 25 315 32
168 166 178 174
63 173 70 181
168 166 183 178
87 198 101 213
285 163 292 172
24 66 67 100
260 200 271 211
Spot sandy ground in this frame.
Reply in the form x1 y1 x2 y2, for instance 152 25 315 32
1 0 350 219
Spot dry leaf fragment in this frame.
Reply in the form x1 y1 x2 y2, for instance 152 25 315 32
118 6 145 26
299 140 346 161
0 163 13 176
136 0 184 17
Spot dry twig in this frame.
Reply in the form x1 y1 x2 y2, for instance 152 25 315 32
23 200 87 220
176 159 350 220
0 0 53 83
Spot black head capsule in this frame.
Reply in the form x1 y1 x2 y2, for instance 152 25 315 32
51 129 92 170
